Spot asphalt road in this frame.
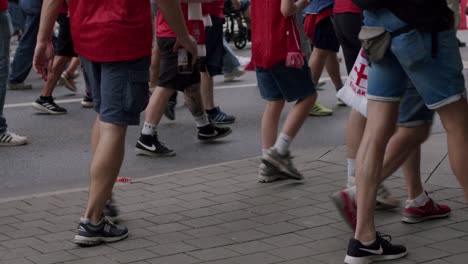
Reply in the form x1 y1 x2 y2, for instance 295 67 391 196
0 40 453 199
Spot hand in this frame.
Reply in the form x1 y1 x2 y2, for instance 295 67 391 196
33 41 55 81
172 35 198 65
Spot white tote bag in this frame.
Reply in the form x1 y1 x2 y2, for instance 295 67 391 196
336 49 369 117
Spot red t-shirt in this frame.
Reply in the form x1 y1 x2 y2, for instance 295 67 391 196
202 0 224 18
251 0 295 68
0 0 8 11
333 0 361 14
156 3 189 38
67 0 152 62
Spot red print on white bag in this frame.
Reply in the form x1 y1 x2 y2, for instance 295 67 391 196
349 51 368 96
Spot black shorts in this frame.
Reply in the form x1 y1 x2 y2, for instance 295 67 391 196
205 16 225 76
312 16 340 53
333 13 363 73
54 14 76 57
157 37 200 92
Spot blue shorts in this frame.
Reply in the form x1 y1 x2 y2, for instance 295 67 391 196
397 81 434 127
364 9 466 110
81 56 150 126
255 60 316 102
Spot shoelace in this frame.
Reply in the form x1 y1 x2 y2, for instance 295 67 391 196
377 232 393 244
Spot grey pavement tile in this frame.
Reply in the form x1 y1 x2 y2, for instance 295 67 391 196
184 236 234 249
209 201 253 213
255 222 305 236
0 258 35 264
405 247 451 263
122 219 156 229
147 242 197 256
203 178 240 187
15 212 56 222
30 241 76 254
0 234 10 242
187 247 240 261
392 234 436 249
11 220 51 230
146 197 184 208
268 245 320 260
183 226 228 238
295 225 349 241
0 216 19 225
275 197 320 209
288 215 338 228
145 223 191 234
0 247 41 260
416 226 468 242
213 210 258 222
144 205 187 215
181 216 226 228
448 221 468 233
223 160 258 169
231 173 258 183
36 231 76 243
16 204 58 214
275 256 325 264
146 253 200 264
221 230 271 243
141 182 181 193
262 233 312 248
427 238 468 254
145 214 188 225
0 237 45 249
179 207 223 219
143 190 184 201
282 206 328 218
124 228 156 238
115 203 153 213
250 212 297 225
118 210 155 221
443 252 468 264
228 166 259 175
26 251 78 264
106 249 158 263
169 177 210 187
178 199 219 210
63 256 120 264
146 232 195 244
207 193 251 204
229 252 283 264
178 191 215 202
205 185 245 195
377 222 425 237
241 195 285 206
226 241 276 255
310 250 348 264
216 219 263 232
174 184 213 194
115 188 154 198
107 238 157 251
197 166 232 174
48 206 84 216
423 260 452 264
247 204 290 215
4 228 49 239
303 237 348 253
67 245 120 259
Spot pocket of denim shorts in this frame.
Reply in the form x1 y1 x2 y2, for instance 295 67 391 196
123 70 149 113
390 30 430 70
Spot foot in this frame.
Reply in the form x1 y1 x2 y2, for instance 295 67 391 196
59 74 78 92
401 192 451 223
264 148 303 180
32 96 67 115
344 232 407 264
135 133 176 157
224 68 245 82
164 99 176 121
63 70 80 80
331 187 357 230
74 217 128 246
103 199 119 222
346 176 400 210
258 159 282 183
206 106 236 124
81 95 94 108
309 102 333 116
197 124 232 141
0 131 28 146
8 82 32 90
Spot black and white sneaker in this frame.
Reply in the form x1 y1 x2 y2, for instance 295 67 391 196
206 106 236 124
74 217 128 246
344 232 407 264
135 133 176 157
81 95 94 108
103 199 119 222
197 124 232 141
32 96 67 115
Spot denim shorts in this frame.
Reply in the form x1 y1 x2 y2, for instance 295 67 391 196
255 60 316 102
397 81 434 127
80 56 150 126
364 9 466 110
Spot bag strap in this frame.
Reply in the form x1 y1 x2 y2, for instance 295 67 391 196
390 25 414 37
289 16 301 52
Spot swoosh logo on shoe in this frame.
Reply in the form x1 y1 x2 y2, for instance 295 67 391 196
359 245 383 255
199 131 219 137
138 141 156 151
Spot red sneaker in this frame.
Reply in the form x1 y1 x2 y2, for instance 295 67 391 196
331 188 357 230
402 194 451 224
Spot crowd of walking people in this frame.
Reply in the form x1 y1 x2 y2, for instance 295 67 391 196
1 0 468 263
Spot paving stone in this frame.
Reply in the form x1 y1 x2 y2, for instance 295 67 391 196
146 232 195 244
67 245 119 259
26 251 78 264
179 207 222 218
30 241 76 254
225 241 276 255
181 216 225 228
48 206 84 216
209 201 253 212
205 185 245 195
183 226 228 238
288 215 338 228
262 233 311 247
178 191 215 201
145 214 188 225
0 258 35 264
145 205 187 215
108 238 157 251
106 249 158 263
0 247 41 260
250 212 297 225
405 247 451 262
4 228 49 239
185 236 233 249
443 252 468 264
229 252 283 264
423 260 452 264
178 199 218 210
303 237 347 253
294 225 349 241
146 253 200 264
282 206 328 218
416 226 468 242
118 210 154 220
275 256 324 264
36 231 76 243
221 230 271 243
247 204 290 215
174 184 212 194
213 210 258 221
392 234 436 249
207 193 251 204
1 237 44 249
187 247 240 261
216 219 263 232
427 238 468 254
275 197 320 208
63 256 120 264
146 223 191 234
268 245 320 260
241 195 285 206
15 212 56 222
310 250 348 264
147 242 197 256
255 222 305 236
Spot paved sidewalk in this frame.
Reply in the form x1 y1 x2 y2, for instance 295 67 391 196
1 136 468 264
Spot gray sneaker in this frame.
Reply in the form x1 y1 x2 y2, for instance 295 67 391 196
8 82 32 90
258 159 282 183
264 148 303 180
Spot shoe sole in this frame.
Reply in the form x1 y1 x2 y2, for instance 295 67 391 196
308 111 333 116
198 128 232 142
60 76 77 92
32 102 67 115
74 232 128 246
344 251 407 264
134 148 176 157
0 141 27 146
81 102 94 108
401 211 451 224
330 191 356 231
263 155 303 180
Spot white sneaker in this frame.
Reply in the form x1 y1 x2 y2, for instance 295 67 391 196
0 131 28 146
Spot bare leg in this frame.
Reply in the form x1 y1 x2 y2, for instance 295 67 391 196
355 100 399 242
325 53 344 91
183 83 205 117
346 110 367 159
402 148 424 199
85 120 127 224
149 43 161 88
144 86 176 124
200 72 215 110
40 56 71 97
309 47 329 84
64 57 81 76
282 94 317 137
262 100 285 149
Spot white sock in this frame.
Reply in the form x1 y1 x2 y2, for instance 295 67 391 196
347 159 356 188
273 133 292 155
142 122 157 135
361 238 376 246
194 114 210 127
262 148 268 157
408 191 429 207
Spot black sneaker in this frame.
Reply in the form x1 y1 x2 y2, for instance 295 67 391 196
103 199 119 222
32 96 67 115
164 93 177 120
344 232 407 264
81 95 94 108
135 133 176 157
74 217 128 246
197 124 232 141
206 106 236 124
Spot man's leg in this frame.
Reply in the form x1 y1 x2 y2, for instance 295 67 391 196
345 110 366 187
325 53 344 91
149 43 161 89
261 100 285 150
223 38 244 81
307 47 333 116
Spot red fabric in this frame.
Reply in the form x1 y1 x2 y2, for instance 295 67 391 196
251 0 302 69
202 0 224 18
333 0 361 14
303 8 333 44
59 2 68 14
0 0 7 11
156 3 189 38
68 0 152 62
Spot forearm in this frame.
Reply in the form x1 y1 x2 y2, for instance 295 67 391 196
281 0 310 17
157 0 191 42
37 0 63 43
